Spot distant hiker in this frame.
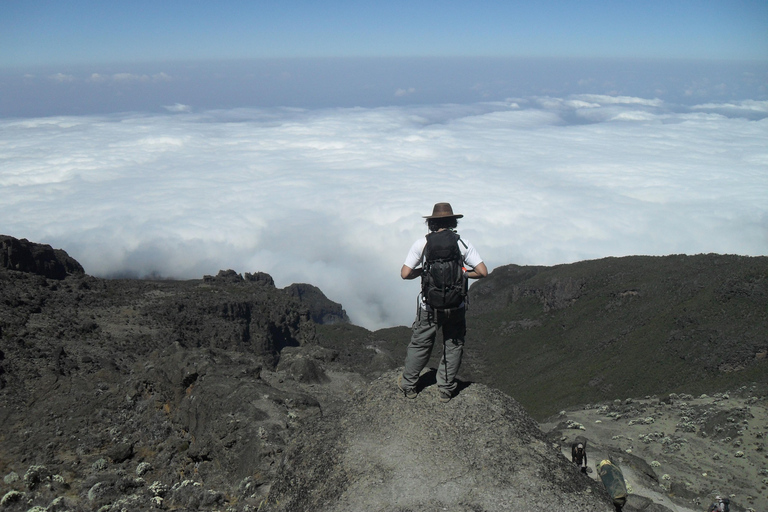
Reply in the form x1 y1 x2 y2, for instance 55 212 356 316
397 202 488 403
708 496 730 512
597 459 628 512
571 440 588 474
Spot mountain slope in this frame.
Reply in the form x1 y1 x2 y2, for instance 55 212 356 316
540 389 767 512
465 254 768 419
2 236 766 511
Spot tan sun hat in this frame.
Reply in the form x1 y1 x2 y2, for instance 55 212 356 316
423 202 463 219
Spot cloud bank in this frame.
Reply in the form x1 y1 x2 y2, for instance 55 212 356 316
1 96 766 329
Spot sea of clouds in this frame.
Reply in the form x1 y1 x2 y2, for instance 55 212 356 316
2 96 767 329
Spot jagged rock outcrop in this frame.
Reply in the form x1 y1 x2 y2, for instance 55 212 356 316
0 235 84 279
154 274 317 366
260 369 615 512
284 283 350 325
0 260 323 510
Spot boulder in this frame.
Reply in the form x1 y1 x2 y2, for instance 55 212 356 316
261 369 614 512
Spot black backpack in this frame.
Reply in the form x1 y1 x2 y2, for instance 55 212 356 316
421 230 467 310
571 436 588 461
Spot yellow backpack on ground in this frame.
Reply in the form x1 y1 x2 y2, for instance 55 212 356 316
597 459 628 509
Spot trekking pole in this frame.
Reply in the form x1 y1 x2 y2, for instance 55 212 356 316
443 330 448 387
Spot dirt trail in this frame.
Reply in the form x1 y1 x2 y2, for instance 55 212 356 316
541 389 767 512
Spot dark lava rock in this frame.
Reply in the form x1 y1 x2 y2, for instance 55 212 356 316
284 283 350 325
0 256 323 511
277 346 333 384
0 235 84 279
106 443 134 463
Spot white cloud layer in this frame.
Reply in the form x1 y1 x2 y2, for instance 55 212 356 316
1 97 766 329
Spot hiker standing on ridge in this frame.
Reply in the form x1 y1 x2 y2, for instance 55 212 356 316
398 202 488 403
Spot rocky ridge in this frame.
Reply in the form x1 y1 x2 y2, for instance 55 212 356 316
1 236 766 511
0 236 611 511
0 236 350 511
261 368 615 512
283 283 350 325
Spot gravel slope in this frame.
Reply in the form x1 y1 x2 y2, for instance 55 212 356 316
541 388 767 512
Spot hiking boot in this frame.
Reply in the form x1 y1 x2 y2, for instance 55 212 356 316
397 374 418 399
439 390 453 403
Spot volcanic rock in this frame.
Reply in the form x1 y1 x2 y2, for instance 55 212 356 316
0 252 323 511
0 235 84 279
2 236 766 512
284 283 350 325
260 368 615 512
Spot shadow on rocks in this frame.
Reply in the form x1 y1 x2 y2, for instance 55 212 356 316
415 367 472 396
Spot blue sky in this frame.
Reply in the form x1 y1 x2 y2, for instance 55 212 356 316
3 0 767 66
2 0 766 116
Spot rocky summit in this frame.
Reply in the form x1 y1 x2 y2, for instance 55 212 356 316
260 368 614 512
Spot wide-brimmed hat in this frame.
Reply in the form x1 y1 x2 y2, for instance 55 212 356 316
423 202 463 219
